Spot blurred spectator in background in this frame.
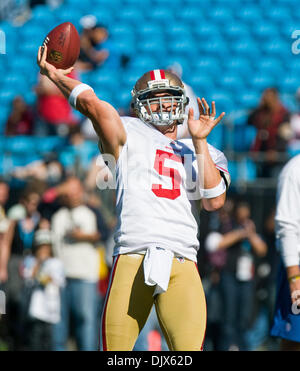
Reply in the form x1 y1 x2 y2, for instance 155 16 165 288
166 62 200 140
0 180 10 237
21 228 65 351
34 70 79 136
0 188 41 350
77 15 121 72
247 88 291 178
84 155 116 230
12 153 65 188
59 126 98 178
50 177 101 351
205 201 267 351
5 96 34 136
245 208 280 351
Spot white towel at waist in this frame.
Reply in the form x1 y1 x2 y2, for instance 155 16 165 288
143 246 174 296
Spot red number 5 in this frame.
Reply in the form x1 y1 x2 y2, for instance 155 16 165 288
152 149 182 200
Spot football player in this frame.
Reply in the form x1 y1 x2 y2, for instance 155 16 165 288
37 45 230 351
271 154 300 351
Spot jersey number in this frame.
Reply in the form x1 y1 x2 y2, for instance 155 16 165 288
152 150 182 200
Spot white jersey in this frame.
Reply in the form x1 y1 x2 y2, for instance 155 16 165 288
113 116 229 262
275 154 300 267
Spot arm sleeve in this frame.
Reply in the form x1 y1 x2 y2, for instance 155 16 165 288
275 171 300 267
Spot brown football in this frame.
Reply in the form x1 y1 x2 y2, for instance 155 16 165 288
43 22 80 69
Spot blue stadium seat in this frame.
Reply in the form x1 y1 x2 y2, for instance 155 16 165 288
165 24 191 41
110 23 135 41
152 0 182 8
209 92 235 115
89 9 113 28
20 24 45 43
122 68 145 89
227 160 238 183
218 74 245 95
128 55 158 71
237 92 260 110
0 90 16 106
117 8 144 25
136 22 163 40
4 137 36 154
91 68 119 89
168 38 198 58
207 124 224 150
175 7 201 22
31 4 56 24
112 39 136 56
0 107 10 135
265 7 291 24
55 7 82 28
256 57 284 77
23 91 37 106
191 56 219 70
252 23 279 41
59 151 75 169
186 73 215 94
233 125 257 152
137 39 166 59
281 93 298 112
289 59 300 73
162 55 191 76
20 40 41 57
147 7 175 23
198 38 229 58
93 88 113 104
223 57 253 78
237 6 263 24
193 23 222 41
278 75 300 94
207 7 233 23
262 40 290 57
115 88 132 110
35 137 66 154
10 56 33 72
3 74 27 90
247 74 276 91
223 23 249 40
230 39 259 58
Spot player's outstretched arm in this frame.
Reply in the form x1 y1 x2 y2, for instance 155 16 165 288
188 98 226 211
37 46 126 159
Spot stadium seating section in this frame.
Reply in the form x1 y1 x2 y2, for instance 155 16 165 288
0 0 299 183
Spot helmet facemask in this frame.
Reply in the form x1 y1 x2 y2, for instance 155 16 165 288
131 71 189 127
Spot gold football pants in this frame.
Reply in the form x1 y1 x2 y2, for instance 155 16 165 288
100 254 207 351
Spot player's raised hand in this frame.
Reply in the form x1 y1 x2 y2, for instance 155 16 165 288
37 45 74 77
187 98 225 140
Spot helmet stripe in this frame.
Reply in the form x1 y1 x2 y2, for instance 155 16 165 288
154 69 162 80
150 70 156 80
160 70 165 79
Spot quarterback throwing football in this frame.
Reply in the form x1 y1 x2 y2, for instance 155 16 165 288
37 45 230 351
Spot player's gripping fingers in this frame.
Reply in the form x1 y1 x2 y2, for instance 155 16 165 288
57 66 74 76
